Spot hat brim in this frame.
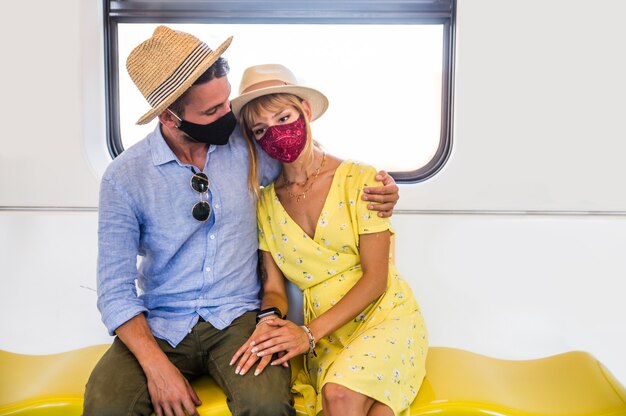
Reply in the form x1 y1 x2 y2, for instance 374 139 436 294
136 36 233 125
231 85 329 123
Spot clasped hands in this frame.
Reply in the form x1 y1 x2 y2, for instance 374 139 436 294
230 318 310 376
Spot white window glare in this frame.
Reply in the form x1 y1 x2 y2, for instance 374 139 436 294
118 23 444 173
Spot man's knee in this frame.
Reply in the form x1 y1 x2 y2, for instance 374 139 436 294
83 393 146 416
232 368 294 416
235 390 294 416
83 340 152 415
84 375 151 416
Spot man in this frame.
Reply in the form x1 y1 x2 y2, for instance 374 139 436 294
84 26 399 416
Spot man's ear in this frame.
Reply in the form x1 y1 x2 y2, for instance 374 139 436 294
158 109 179 128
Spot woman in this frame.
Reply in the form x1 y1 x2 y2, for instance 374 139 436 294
230 64 427 416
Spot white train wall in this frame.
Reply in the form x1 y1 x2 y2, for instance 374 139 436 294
1 0 625 386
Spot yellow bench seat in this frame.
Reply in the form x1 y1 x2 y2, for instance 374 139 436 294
1 345 625 416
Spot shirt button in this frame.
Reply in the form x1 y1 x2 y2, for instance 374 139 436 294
215 203 220 209
210 234 215 240
205 267 211 272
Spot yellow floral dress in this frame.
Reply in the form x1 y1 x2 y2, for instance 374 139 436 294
258 160 428 416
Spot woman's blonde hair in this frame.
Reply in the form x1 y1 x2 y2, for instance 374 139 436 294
239 93 316 199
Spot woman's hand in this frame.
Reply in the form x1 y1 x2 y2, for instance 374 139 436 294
230 318 285 376
362 170 399 218
250 318 311 366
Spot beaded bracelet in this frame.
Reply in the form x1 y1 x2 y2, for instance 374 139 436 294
300 325 317 357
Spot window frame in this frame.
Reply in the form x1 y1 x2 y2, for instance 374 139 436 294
104 0 456 182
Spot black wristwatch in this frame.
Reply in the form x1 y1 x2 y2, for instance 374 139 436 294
256 307 283 323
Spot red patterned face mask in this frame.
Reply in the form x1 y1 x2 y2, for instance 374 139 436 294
257 116 307 163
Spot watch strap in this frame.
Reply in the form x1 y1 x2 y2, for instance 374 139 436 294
256 307 283 322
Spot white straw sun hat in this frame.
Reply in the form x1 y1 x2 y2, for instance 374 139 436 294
126 26 232 125
231 64 329 121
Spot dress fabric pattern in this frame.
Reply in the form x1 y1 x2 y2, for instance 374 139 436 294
257 160 428 416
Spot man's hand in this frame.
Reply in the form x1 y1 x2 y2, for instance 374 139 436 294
230 318 289 377
248 319 310 367
362 170 399 218
115 314 201 416
145 357 202 416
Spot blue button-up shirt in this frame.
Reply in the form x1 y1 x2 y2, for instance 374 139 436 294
97 124 280 347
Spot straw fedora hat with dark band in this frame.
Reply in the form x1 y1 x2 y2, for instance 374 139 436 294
126 26 232 125
231 64 328 122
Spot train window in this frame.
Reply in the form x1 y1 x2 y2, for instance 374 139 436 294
105 1 455 182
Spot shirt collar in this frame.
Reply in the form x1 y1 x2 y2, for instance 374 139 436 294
149 124 217 167
150 124 179 166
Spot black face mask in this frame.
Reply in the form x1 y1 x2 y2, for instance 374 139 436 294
170 109 237 146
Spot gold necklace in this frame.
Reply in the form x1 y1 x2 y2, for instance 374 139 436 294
282 152 326 202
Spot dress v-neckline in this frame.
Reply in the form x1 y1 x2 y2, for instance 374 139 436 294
270 160 347 241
